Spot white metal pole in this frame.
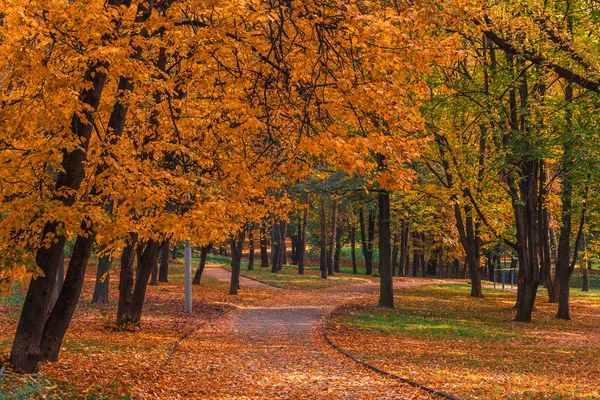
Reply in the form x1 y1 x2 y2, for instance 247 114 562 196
184 239 192 313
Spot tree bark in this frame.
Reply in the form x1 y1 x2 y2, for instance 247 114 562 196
350 223 357 274
229 230 245 295
320 193 328 279
117 239 137 327
279 219 288 270
130 239 161 325
39 231 96 362
271 220 282 273
298 193 309 275
328 197 338 276
392 234 399 277
158 239 169 283
334 224 343 273
260 224 269 268
91 255 111 304
359 207 374 275
193 245 210 284
9 59 108 373
248 228 255 271
378 190 393 308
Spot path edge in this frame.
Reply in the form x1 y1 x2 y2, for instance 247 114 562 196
222 267 299 290
321 307 462 400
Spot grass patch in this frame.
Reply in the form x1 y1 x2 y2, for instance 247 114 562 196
328 284 600 399
241 267 375 289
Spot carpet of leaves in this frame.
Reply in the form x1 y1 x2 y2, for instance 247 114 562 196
0 262 268 398
1 263 444 399
326 284 600 399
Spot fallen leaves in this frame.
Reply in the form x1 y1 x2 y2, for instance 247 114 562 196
326 285 600 399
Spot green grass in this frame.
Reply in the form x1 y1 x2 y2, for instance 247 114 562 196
206 254 375 276
240 267 374 289
337 285 522 341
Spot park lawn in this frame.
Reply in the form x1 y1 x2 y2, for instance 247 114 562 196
326 285 600 400
0 262 274 399
240 266 377 289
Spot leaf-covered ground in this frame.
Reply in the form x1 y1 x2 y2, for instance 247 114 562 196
326 285 600 399
0 263 266 398
1 263 444 399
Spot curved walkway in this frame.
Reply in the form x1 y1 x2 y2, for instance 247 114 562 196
177 267 441 399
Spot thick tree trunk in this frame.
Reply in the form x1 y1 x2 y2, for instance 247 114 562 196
378 190 393 308
130 239 161 325
50 252 66 310
117 236 137 326
298 193 309 275
229 230 245 295
320 193 328 279
9 60 108 373
91 255 111 304
193 245 210 284
158 240 169 283
149 252 159 286
39 231 96 362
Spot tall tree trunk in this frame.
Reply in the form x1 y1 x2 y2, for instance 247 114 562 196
350 223 357 275
248 228 255 271
279 219 288 270
400 220 410 277
39 231 96 362
392 233 399 277
359 207 374 275
413 250 420 278
117 235 137 326
193 245 210 284
328 197 338 276
9 59 108 373
149 253 159 286
290 216 298 265
368 211 375 273
298 193 309 275
91 255 111 304
159 240 169 283
130 240 161 325
582 267 590 292
271 220 282 273
378 190 393 308
260 224 269 268
171 243 178 260
50 252 65 310
320 193 328 279
334 225 343 273
229 230 245 295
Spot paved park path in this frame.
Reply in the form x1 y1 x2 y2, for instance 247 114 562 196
170 266 439 399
